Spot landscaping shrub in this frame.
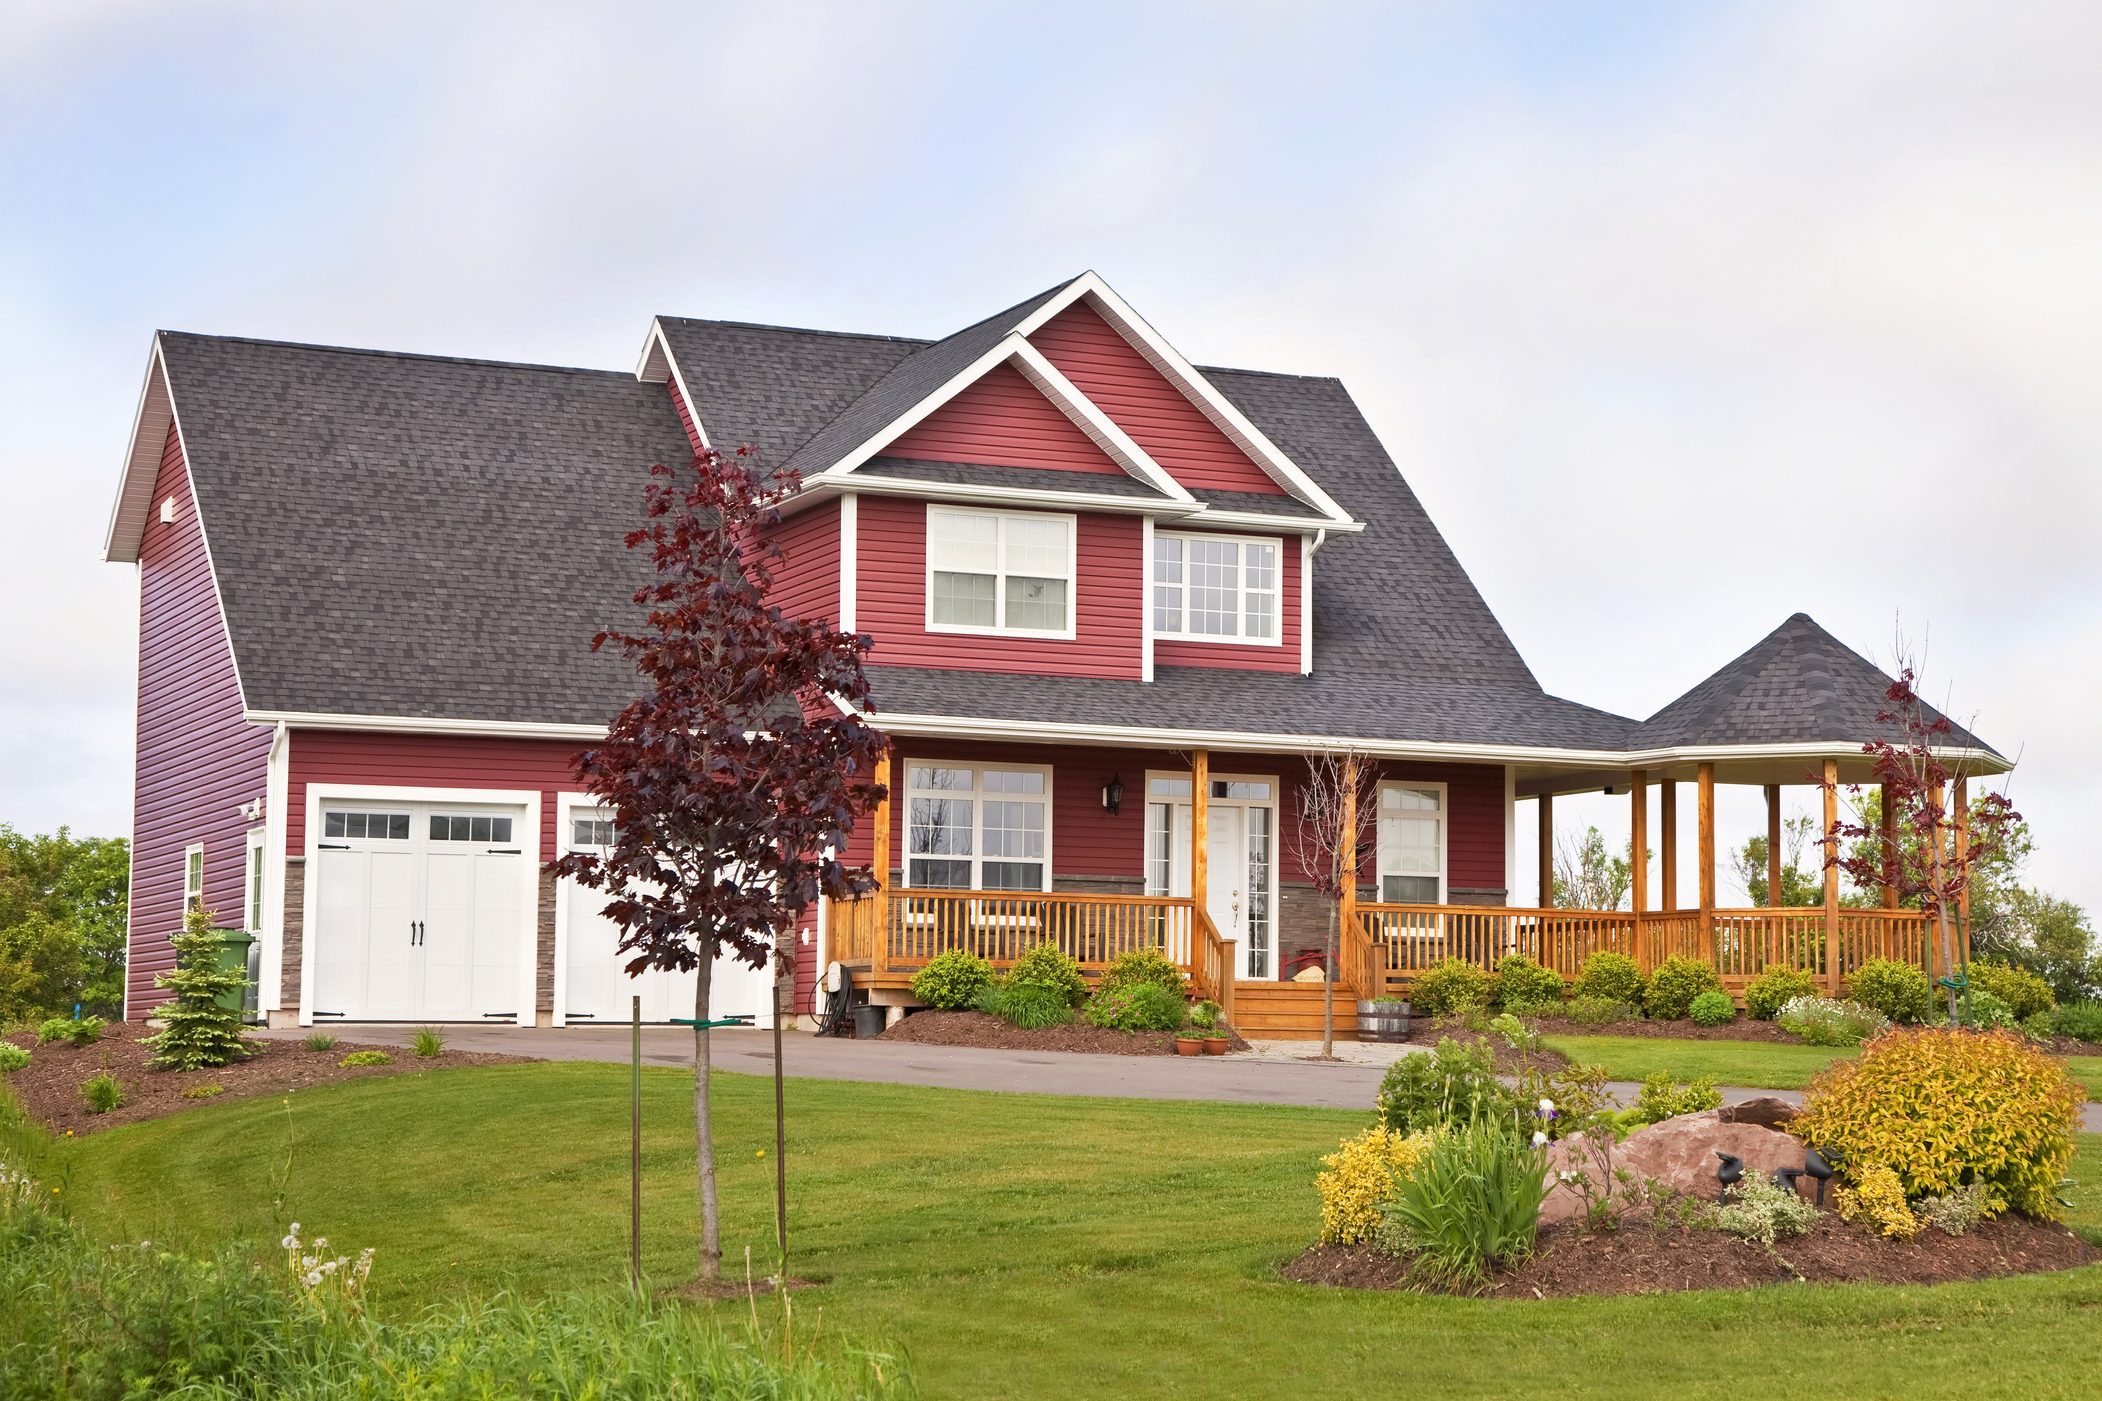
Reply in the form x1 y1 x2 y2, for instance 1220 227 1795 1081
1490 956 1563 1014
411 1027 446 1058
1004 942 1088 1007
1958 989 2017 1031
0 1043 28 1072
1629 1071 1722 1126
1844 957 1935 1026
1835 1162 1919 1238
1410 958 1491 1016
1688 989 1736 1027
1574 951 1646 1010
37 1015 104 1048
1379 1116 1550 1290
338 1050 392 1068
1375 1038 1512 1134
1791 1026 2084 1219
1563 995 1639 1027
145 906 254 1070
1315 1125 1435 1245
1488 1012 1541 1054
1916 1181 2004 1237
1096 948 1187 999
180 1083 225 1100
79 1071 123 1114
976 980 1075 1030
1713 1170 1819 1247
303 1033 338 1052
1186 998 1222 1031
1083 983 1186 1033
909 948 995 1009
1744 964 1819 1020
2051 999 2102 1043
1968 959 2056 1021
1645 956 1723 1021
1776 995 1889 1047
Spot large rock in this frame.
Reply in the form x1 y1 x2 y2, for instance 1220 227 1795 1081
1718 1096 1799 1130
1541 1109 1810 1224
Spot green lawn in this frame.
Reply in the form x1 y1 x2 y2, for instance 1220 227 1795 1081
1542 1034 1857 1089
7 1065 2102 1400
2066 1057 2102 1098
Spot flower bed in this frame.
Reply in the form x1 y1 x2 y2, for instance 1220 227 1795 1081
877 1008 1249 1055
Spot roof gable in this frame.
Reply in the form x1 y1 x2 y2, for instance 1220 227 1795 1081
881 362 1129 475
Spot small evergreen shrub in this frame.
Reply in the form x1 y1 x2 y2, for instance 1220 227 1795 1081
1645 956 1723 1020
338 1050 393 1068
303 1033 339 1052
1688 990 1736 1027
1004 942 1088 1008
1713 1170 1819 1246
1563 995 1639 1027
38 1016 105 1048
1411 958 1491 1017
1968 960 2056 1021
909 949 995 1010
1776 995 1889 1047
976 980 1074 1031
1844 957 1934 1025
1096 948 1187 999
1375 1038 1512 1134
0 1043 28 1072
1958 989 2017 1031
1490 956 1563 1014
1315 1125 1436 1245
79 1071 124 1114
1792 1026 2083 1219
145 907 254 1070
1083 983 1186 1032
1744 965 1820 1020
2051 1000 2102 1043
1574 951 1646 1010
1379 1116 1550 1290
1629 1071 1722 1125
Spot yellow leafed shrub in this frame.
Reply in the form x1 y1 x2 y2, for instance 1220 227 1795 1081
1834 1163 1919 1238
1316 1126 1435 1245
1791 1027 2084 1219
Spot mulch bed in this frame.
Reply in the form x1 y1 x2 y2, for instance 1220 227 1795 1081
876 1009 1248 1056
1 1022 531 1136
1521 1015 1807 1044
1284 1213 2100 1298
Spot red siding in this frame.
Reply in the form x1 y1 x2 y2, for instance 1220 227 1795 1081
1029 303 1285 496
667 377 703 453
856 496 1143 678
1152 531 1304 674
766 500 839 625
128 423 273 1015
882 363 1124 473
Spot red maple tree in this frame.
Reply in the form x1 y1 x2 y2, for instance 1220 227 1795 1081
554 447 887 1282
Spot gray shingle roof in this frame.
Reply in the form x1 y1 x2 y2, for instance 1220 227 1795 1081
1634 613 2000 755
650 318 921 461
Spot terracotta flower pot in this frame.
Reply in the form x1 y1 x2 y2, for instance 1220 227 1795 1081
1174 1037 1203 1057
1202 1037 1228 1056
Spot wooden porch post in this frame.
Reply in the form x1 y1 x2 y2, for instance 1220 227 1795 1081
1879 781 1899 909
1659 781 1677 912
1763 784 1781 908
1697 764 1716 965
1538 793 1554 908
1822 757 1840 993
871 750 892 979
1629 770 1648 915
1953 777 1971 966
1338 755 1360 936
1191 748 1210 933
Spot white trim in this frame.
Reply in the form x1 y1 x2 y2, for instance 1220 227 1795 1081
243 827 267 934
182 841 205 913
634 318 712 450
1374 778 1450 905
103 337 175 563
262 722 290 1011
796 472 1201 518
551 791 598 1029
1151 529 1286 647
246 710 607 740
1503 765 1518 900
1299 535 1314 674
1194 510 1363 535
837 492 858 631
922 503 1079 641
897 758 1055 893
1140 515 1156 683
1010 274 1357 526
297 782 542 1028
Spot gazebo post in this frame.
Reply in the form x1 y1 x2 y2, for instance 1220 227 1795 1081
1630 770 1649 917
1538 793 1554 909
1822 757 1841 993
1659 781 1677 912
1764 783 1781 908
1696 763 1715 963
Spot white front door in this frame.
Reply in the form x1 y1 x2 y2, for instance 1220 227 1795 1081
1161 788 1277 981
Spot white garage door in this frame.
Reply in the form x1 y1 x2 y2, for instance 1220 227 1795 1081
559 805 776 1028
311 803 529 1022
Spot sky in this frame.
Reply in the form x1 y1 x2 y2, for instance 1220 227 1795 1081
2 0 2097 916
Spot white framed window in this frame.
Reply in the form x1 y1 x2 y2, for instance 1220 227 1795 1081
429 814 515 844
323 810 411 841
903 762 1052 891
244 829 266 933
925 506 1076 638
183 843 205 914
1153 532 1279 643
1376 782 1446 904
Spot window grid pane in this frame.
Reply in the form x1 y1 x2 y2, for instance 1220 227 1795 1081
1187 538 1240 636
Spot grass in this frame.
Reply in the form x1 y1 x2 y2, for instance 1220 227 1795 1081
2064 1056 2102 1098
5 1065 2101 1400
1541 1034 1858 1088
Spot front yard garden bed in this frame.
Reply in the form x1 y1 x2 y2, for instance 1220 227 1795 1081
878 1008 1248 1055
0 1022 528 1135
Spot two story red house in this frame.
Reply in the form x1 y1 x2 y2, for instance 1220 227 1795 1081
104 273 2005 1037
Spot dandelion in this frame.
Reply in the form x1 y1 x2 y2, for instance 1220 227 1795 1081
304 1270 322 1288
281 1234 298 1249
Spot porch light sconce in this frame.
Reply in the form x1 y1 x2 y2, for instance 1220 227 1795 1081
1102 774 1124 816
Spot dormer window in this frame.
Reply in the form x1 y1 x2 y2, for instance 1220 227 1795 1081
1154 532 1278 643
925 505 1075 638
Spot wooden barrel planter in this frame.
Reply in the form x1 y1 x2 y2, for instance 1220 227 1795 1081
1356 999 1411 1043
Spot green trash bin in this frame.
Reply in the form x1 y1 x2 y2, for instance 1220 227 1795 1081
211 929 258 1020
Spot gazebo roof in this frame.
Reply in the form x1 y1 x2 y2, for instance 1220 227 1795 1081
1635 613 2001 759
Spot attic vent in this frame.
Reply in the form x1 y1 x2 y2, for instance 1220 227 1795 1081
160 497 176 524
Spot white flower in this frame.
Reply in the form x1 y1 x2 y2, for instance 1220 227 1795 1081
314 1236 328 1251
1538 1098 1555 1114
280 1235 297 1250
289 1222 300 1235
304 1270 322 1288
1532 1130 1549 1147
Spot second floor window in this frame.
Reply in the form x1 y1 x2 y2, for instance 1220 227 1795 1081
926 506 1075 637
1154 533 1278 642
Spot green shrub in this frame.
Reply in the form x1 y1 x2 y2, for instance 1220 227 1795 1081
1958 989 2016 1031
180 1083 225 1100
1186 998 1222 1031
303 1033 338 1052
79 1071 124 1114
1490 956 1563 1013
1713 1170 1818 1247
1744 964 1820 1020
1004 942 1088 1007
1097 948 1187 999
976 980 1074 1031
2051 1000 2102 1043
145 907 254 1070
1844 958 1934 1025
37 1015 104 1048
1968 960 2056 1021
1574 952 1646 1009
411 1027 446 1059
1646 956 1723 1020
1375 1038 1512 1134
0 1042 28 1072
909 949 995 1010
1688 989 1736 1027
1083 983 1186 1032
1629 1071 1722 1126
338 1050 393 1068
1563 995 1639 1027
1379 1116 1550 1290
1411 958 1491 1016
1793 1026 2083 1219
1776 994 1889 1046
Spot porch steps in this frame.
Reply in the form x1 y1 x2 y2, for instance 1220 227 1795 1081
1230 981 1359 1041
